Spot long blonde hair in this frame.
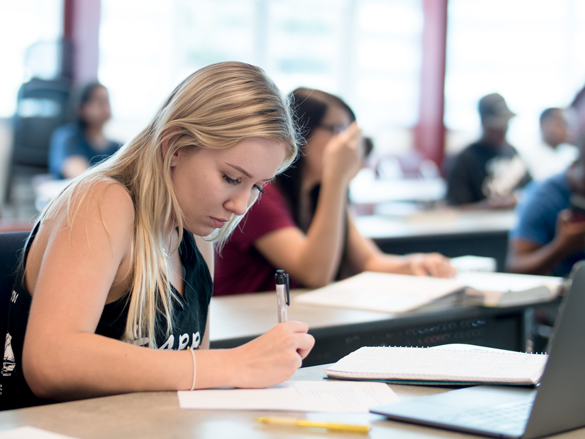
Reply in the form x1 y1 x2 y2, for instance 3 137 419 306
40 62 298 347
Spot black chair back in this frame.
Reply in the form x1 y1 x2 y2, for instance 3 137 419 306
0 232 30 330
5 77 71 203
11 77 71 170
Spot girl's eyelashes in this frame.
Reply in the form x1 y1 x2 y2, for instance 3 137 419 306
222 174 241 185
223 173 266 194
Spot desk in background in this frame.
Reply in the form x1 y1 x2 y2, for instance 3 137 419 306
209 291 543 366
355 210 517 272
1 364 583 439
350 177 446 204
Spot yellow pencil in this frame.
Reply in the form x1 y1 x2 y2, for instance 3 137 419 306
255 416 371 433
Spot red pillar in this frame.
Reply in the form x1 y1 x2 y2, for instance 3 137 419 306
63 0 101 85
414 0 448 169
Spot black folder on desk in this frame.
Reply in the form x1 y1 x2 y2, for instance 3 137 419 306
371 261 585 438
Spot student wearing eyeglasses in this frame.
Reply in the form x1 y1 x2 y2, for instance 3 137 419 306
214 88 454 296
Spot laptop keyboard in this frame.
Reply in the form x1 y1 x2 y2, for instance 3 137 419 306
436 395 536 433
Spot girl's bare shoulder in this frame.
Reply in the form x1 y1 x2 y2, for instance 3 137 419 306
40 176 136 248
26 177 136 297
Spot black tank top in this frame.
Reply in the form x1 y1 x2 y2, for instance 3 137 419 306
0 222 213 410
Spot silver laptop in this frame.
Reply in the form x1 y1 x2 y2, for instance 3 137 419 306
371 261 585 438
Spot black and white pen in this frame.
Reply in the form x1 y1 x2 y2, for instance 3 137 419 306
275 269 290 323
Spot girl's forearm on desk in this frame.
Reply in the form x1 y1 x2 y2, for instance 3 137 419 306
345 220 408 274
24 332 197 400
257 176 349 288
23 323 312 401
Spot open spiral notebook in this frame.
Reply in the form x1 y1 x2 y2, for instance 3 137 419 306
325 344 548 386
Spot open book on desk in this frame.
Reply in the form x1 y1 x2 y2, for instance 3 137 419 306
325 344 548 387
293 271 563 313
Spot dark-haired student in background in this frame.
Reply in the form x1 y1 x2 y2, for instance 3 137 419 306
214 88 455 296
49 82 120 179
507 141 585 278
522 107 578 181
446 93 532 210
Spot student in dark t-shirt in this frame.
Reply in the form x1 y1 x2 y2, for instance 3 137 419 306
0 62 314 410
446 93 531 209
49 82 120 179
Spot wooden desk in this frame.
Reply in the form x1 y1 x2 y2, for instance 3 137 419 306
0 365 582 439
355 210 517 272
210 291 535 366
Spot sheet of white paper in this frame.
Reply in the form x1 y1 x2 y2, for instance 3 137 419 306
0 427 78 439
178 380 399 413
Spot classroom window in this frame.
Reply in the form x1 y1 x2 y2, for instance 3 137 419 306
99 0 423 154
0 0 63 118
444 0 585 155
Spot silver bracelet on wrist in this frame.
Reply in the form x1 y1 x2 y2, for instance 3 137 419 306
189 348 197 391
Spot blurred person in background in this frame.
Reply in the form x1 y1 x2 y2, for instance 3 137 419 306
446 93 531 209
49 82 120 179
567 84 585 148
214 88 455 296
522 108 578 181
507 141 585 277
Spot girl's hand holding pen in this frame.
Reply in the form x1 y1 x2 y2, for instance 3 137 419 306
230 321 315 388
